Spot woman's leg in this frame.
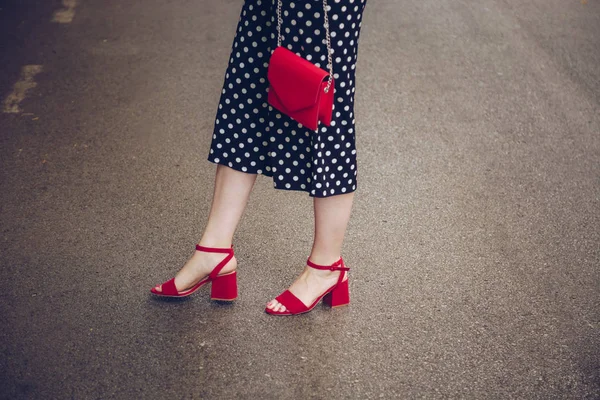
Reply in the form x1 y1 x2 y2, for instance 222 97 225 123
154 164 256 292
266 192 355 312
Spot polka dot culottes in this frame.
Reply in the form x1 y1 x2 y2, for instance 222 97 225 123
208 0 368 197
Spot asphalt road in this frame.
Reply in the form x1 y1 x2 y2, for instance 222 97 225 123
1 0 599 398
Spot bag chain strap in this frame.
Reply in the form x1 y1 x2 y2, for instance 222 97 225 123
276 0 334 94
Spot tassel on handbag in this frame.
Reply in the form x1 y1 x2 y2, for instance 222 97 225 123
267 0 335 131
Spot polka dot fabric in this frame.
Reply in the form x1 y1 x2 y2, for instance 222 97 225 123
208 0 367 197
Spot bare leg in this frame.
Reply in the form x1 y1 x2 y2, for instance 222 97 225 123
154 164 256 292
266 192 354 312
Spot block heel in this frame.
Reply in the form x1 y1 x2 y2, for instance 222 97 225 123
210 271 238 301
323 278 349 308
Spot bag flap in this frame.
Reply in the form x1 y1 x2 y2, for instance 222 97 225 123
268 47 329 112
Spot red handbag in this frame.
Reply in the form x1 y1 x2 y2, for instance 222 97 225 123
267 0 335 131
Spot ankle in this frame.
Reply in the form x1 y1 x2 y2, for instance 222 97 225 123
197 238 233 249
307 253 342 267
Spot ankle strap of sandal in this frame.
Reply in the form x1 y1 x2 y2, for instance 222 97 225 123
307 258 349 271
196 244 234 254
196 244 234 279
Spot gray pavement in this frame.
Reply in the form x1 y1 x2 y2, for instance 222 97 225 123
1 0 599 398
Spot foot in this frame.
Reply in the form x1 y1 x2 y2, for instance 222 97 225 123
153 246 237 294
265 263 348 313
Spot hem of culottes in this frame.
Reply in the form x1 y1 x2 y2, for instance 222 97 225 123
206 156 358 198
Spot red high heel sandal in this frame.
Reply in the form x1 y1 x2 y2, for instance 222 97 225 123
265 258 350 316
150 244 237 301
